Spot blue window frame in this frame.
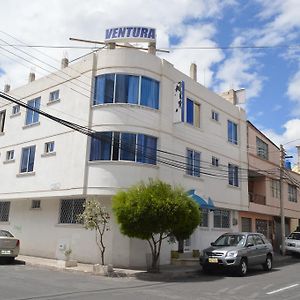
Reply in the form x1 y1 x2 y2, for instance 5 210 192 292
228 164 239 187
89 132 157 165
93 73 159 109
186 99 194 125
115 74 139 104
140 76 159 109
25 97 40 125
228 120 238 144
137 134 157 164
94 74 115 105
186 98 200 127
20 146 36 173
89 132 112 160
186 149 200 177
120 133 136 161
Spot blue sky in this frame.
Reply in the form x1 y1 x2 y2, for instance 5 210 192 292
0 0 300 157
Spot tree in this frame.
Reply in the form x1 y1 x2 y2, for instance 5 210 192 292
112 179 201 272
78 197 110 265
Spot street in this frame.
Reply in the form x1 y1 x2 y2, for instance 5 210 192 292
1 258 300 300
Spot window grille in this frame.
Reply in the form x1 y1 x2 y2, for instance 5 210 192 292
59 199 85 224
241 217 252 232
31 200 41 209
213 209 230 228
288 184 297 202
200 208 209 227
256 137 268 160
0 202 10 222
271 180 280 198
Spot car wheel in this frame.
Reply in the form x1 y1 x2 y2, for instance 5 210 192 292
263 255 272 271
237 258 247 276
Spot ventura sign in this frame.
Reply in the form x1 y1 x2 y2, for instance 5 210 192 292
105 27 156 43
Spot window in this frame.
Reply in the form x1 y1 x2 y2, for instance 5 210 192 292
140 76 159 109
214 209 230 228
20 146 36 173
49 90 60 102
45 141 55 154
228 120 238 144
0 201 10 222
254 234 265 245
255 219 268 238
90 132 157 165
186 98 200 127
212 156 219 167
271 179 280 198
6 150 14 161
211 110 219 121
31 200 41 209
0 110 6 133
59 199 85 224
93 73 159 109
288 184 297 202
25 97 40 125
241 217 252 232
200 208 208 227
256 137 268 160
12 105 20 115
186 149 200 177
228 163 239 187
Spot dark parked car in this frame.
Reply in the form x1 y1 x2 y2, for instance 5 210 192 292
199 232 273 276
0 230 20 261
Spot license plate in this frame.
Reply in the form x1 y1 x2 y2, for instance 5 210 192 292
208 258 218 263
1 250 11 255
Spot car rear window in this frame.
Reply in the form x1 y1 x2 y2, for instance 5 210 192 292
0 230 13 237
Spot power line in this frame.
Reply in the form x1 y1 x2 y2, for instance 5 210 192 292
0 91 260 181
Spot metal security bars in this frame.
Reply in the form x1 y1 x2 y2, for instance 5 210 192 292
0 201 10 222
59 199 85 224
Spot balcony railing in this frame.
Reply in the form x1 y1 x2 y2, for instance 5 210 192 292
249 192 266 205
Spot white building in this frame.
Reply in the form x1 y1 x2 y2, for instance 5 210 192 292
0 29 248 267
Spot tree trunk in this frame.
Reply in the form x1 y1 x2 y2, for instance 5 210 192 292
151 252 160 272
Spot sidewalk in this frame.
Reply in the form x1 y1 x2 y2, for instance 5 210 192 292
16 253 297 280
17 255 200 280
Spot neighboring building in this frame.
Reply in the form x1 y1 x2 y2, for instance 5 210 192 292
241 121 300 250
0 31 248 267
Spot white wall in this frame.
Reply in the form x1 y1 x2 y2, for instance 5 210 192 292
0 48 248 267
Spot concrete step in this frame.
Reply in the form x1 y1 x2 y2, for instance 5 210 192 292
178 252 193 259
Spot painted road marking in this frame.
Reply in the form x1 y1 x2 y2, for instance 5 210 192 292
266 284 299 295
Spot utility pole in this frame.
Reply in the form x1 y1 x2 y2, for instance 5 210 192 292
280 144 286 255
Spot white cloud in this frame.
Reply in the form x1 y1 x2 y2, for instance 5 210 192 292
0 0 236 90
287 70 300 116
262 119 300 150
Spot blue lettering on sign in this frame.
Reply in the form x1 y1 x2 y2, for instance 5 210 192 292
105 27 156 41
118 27 126 38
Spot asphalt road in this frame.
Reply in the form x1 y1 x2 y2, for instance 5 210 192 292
1 258 300 300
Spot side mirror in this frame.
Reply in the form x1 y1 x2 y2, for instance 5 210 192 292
246 243 254 247
210 242 215 246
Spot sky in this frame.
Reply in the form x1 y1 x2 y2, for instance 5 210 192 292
0 0 300 162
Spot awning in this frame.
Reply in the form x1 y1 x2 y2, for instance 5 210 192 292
187 189 215 210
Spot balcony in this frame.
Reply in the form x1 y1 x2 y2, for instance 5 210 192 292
249 192 266 205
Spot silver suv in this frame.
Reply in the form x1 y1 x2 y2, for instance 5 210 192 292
199 232 273 276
